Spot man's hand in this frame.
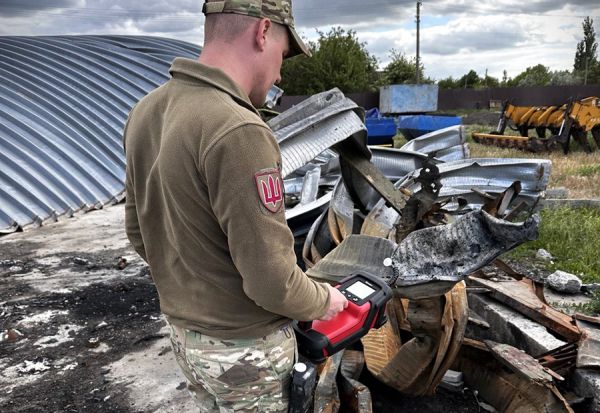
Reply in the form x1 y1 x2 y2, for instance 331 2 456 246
318 285 349 321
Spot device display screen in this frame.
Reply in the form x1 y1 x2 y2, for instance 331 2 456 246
346 281 375 300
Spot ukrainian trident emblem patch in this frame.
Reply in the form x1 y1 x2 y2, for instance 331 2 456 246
254 168 283 213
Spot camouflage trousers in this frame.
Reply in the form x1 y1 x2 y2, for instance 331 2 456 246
168 322 297 413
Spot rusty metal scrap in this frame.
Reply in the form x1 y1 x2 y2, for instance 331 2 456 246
454 339 574 413
339 351 372 413
313 351 344 413
536 343 578 378
362 281 468 396
486 340 558 383
336 140 412 215
306 210 539 297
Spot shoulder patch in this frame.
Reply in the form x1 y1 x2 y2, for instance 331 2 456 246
254 168 283 213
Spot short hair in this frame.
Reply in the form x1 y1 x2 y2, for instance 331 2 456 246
204 12 255 44
203 0 288 45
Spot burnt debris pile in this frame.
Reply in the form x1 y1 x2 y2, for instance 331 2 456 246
276 89 599 413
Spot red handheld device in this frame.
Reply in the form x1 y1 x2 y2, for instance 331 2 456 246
293 272 393 363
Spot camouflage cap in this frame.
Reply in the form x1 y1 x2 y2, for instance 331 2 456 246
202 0 311 58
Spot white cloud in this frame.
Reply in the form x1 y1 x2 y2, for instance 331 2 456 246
1 0 599 81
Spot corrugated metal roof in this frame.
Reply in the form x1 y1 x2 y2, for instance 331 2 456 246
0 35 200 233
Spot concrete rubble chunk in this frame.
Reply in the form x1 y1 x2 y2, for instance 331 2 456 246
440 370 464 392
17 358 52 374
467 294 566 355
547 270 582 294
535 248 554 261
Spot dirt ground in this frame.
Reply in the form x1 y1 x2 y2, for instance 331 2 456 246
1 205 480 412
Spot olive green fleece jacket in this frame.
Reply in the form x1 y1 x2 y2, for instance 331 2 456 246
123 58 330 339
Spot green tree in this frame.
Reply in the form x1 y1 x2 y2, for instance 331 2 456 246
280 27 379 95
589 63 600 84
507 64 551 87
438 70 497 89
574 17 598 73
481 74 500 88
437 76 458 89
381 49 427 84
549 70 580 86
458 70 480 88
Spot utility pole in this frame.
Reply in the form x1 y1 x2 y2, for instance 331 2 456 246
415 1 422 84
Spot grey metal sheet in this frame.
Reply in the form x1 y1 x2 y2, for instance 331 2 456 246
399 158 552 194
435 144 470 162
369 147 441 181
396 158 551 214
269 89 369 178
400 125 466 156
0 35 201 232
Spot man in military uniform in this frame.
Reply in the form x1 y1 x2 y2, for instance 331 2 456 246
123 0 348 411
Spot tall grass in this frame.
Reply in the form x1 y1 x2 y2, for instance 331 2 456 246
511 207 600 283
466 125 600 199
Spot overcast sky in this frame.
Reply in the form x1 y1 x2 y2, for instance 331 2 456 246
1 1 599 81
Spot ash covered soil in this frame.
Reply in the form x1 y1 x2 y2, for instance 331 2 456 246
1 205 480 412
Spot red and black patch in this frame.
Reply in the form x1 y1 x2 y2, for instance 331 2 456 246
254 168 284 213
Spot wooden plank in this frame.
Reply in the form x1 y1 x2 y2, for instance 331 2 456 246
469 277 581 342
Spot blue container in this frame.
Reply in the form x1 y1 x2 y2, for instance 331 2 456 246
365 117 397 145
397 115 462 140
380 84 439 114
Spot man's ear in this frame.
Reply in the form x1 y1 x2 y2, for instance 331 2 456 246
255 18 272 52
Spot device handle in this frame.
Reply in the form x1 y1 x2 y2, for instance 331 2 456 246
297 320 313 330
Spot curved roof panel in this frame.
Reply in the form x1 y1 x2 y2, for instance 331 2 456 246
0 35 200 233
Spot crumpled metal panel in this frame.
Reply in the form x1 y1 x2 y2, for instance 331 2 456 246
0 35 200 233
269 88 369 178
285 193 333 239
369 147 440 181
398 158 552 212
307 211 539 288
400 125 466 156
390 211 539 286
435 144 471 162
